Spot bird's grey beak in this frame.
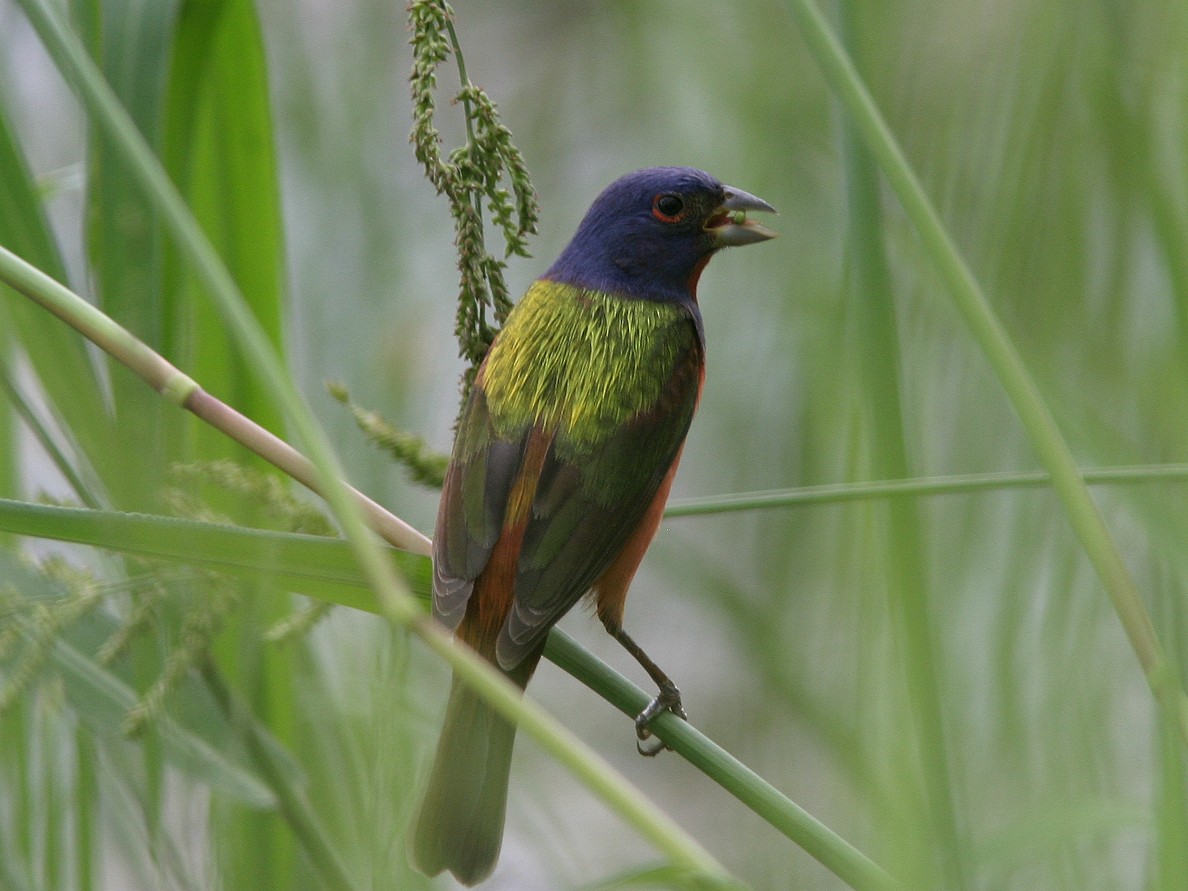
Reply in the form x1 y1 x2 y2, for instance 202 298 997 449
707 185 778 246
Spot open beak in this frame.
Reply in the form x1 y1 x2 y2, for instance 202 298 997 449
706 184 778 246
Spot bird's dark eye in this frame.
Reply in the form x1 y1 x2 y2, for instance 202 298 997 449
652 193 685 222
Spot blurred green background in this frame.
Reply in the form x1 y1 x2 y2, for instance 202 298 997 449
2 0 1187 889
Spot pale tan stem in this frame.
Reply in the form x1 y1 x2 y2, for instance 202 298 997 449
0 244 431 556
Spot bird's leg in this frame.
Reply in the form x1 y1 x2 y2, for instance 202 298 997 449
601 617 686 756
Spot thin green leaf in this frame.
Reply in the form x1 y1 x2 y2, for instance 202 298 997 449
161 0 286 451
0 497 429 610
80 0 177 506
666 465 1188 516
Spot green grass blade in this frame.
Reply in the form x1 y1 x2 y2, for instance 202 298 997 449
77 0 174 334
835 7 964 883
74 727 97 891
161 0 286 453
78 0 176 505
0 352 12 502
665 465 1188 516
0 363 101 507
0 91 67 283
0 496 428 610
548 628 902 891
200 664 356 891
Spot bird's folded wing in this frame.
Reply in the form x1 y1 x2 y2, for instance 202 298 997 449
433 315 703 669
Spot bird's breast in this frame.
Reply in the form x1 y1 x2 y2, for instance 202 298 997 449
480 281 700 447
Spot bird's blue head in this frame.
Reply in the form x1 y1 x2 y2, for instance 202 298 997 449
544 166 776 304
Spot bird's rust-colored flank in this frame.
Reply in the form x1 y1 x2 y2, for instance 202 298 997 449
468 425 552 642
410 166 775 885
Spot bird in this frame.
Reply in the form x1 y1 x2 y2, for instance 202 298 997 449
409 166 776 885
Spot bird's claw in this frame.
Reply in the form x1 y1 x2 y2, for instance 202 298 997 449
636 734 668 757
633 681 686 757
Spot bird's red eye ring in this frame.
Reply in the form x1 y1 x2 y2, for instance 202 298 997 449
652 193 686 223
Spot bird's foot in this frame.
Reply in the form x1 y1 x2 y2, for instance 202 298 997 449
634 680 687 757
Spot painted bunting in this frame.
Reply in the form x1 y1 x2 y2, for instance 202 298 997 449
410 166 776 885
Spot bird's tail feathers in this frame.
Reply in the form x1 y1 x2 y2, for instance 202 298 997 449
409 651 540 886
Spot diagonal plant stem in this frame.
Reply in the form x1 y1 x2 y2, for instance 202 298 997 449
545 627 904 891
0 245 427 557
784 0 1188 741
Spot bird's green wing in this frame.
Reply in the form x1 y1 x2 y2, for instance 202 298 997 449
432 381 519 630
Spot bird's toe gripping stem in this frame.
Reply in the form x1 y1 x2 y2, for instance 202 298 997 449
634 679 687 757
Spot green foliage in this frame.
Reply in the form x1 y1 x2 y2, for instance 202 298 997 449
2 0 1188 889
